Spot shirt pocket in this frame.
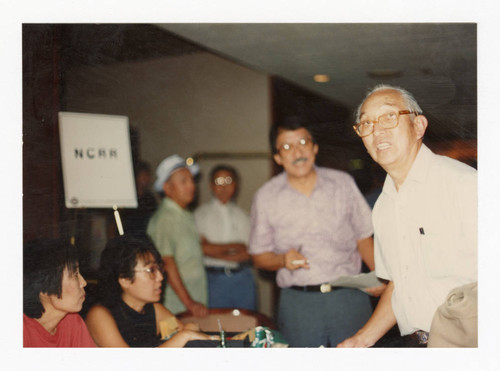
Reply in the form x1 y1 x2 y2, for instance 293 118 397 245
419 230 456 278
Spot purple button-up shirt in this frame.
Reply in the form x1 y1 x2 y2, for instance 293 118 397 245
249 167 373 288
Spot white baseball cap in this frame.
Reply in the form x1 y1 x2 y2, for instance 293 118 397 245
153 154 200 192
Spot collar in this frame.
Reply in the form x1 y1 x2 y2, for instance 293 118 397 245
210 198 233 208
283 165 322 194
382 144 432 196
162 197 185 213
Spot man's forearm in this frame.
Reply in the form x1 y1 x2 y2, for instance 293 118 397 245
252 252 285 271
202 242 232 257
357 236 375 271
252 249 309 271
162 256 194 307
202 241 249 261
346 280 397 346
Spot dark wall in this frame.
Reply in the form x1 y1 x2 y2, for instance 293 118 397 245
23 25 144 273
23 24 64 241
23 24 169 244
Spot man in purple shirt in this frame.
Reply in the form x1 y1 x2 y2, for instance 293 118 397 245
249 117 379 347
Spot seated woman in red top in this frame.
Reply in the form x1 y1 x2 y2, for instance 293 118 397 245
23 239 96 347
85 236 215 347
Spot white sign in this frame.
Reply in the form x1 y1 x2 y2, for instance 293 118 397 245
58 112 138 208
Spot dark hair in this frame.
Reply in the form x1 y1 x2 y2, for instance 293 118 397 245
209 164 239 184
269 116 315 154
23 239 79 318
97 235 163 308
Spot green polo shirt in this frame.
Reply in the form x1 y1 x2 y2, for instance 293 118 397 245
147 198 207 314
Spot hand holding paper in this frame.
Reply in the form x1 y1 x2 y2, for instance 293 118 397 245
329 271 386 296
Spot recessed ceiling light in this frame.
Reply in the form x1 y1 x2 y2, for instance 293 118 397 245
313 74 330 83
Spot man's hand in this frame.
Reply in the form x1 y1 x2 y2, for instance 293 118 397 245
338 281 397 348
364 283 387 297
337 333 373 348
252 250 309 272
284 248 309 271
186 301 209 317
201 237 251 262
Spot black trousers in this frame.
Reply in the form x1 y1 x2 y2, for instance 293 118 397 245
372 325 427 348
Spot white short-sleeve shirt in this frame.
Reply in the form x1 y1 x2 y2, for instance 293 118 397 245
374 144 477 334
194 198 251 269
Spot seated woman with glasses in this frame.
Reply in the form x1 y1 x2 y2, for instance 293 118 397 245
85 235 216 347
23 239 96 347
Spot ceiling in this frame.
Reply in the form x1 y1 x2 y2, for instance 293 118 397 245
157 23 477 141
55 23 477 142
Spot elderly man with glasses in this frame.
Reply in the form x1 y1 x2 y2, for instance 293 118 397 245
338 84 477 348
249 117 383 347
194 164 257 311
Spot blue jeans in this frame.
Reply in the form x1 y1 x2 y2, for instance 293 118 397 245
207 266 257 311
278 287 372 347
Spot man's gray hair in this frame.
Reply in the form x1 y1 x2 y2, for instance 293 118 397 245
354 84 423 123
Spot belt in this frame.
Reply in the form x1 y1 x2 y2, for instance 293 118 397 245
410 330 429 345
206 265 246 275
290 283 335 293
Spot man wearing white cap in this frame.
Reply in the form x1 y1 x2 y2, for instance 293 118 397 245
147 155 208 317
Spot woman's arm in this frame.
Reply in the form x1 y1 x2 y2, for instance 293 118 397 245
160 329 216 347
153 303 216 347
85 305 130 347
154 302 187 331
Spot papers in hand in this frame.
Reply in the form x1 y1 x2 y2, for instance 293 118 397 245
328 271 384 296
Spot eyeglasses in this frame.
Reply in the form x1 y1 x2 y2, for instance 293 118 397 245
214 176 233 186
134 264 164 280
353 110 415 138
277 137 313 153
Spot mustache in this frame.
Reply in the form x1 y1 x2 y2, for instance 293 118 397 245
293 157 308 165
